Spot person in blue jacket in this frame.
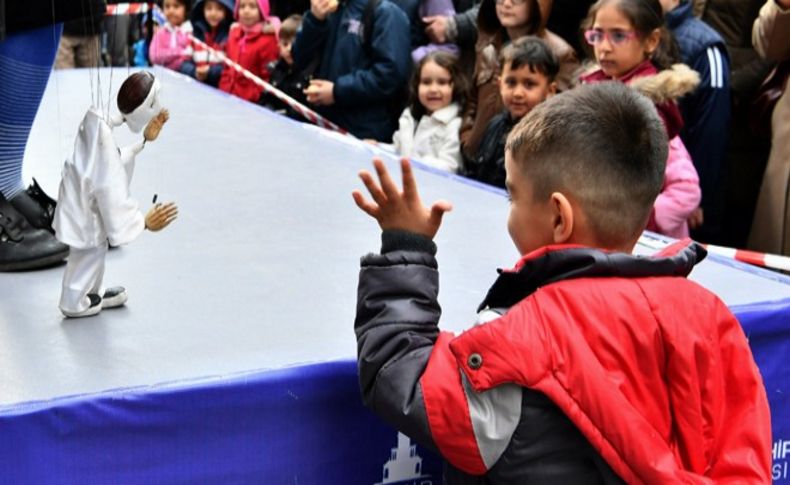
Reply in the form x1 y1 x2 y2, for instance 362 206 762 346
293 0 412 141
662 0 731 240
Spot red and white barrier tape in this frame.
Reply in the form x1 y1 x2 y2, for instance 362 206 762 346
638 235 790 272
106 3 151 15
132 4 347 135
702 244 790 272
187 35 348 135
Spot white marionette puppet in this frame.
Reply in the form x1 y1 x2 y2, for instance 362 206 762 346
53 71 178 318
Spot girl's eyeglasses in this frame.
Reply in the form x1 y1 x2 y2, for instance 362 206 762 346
584 29 638 46
495 0 528 5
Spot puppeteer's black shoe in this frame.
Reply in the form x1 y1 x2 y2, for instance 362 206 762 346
10 178 57 233
0 192 69 271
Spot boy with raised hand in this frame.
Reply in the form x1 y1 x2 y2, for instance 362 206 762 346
352 82 771 483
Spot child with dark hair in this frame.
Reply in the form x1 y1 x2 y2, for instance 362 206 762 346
149 0 194 71
580 0 701 238
180 0 234 86
351 82 771 483
460 0 578 160
259 14 311 120
390 51 467 172
465 36 557 187
218 0 279 102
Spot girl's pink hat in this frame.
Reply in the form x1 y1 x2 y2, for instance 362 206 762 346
234 0 270 20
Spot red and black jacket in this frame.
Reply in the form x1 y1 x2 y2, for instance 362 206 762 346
355 232 772 483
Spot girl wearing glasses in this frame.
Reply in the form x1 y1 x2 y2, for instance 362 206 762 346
459 0 578 161
580 0 702 239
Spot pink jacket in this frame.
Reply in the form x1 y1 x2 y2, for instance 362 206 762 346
149 21 194 71
647 136 701 238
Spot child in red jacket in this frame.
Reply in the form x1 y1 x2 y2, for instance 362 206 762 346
218 0 279 102
351 82 772 482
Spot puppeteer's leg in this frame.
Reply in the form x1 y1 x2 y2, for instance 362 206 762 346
0 25 70 271
59 242 108 318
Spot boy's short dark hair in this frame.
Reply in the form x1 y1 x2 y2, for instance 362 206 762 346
279 14 303 41
499 36 559 82
506 82 667 247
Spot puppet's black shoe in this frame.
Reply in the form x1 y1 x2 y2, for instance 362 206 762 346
61 294 102 318
10 178 57 233
102 287 128 309
0 192 68 271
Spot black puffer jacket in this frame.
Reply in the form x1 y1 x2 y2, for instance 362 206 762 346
355 231 629 483
463 111 517 189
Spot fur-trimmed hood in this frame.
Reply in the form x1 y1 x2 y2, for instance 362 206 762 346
580 60 700 138
580 60 700 102
629 63 700 104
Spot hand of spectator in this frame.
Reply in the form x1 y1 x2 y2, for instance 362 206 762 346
196 65 209 81
687 207 704 230
304 80 335 106
352 158 452 239
263 20 277 34
143 109 169 142
363 139 379 145
145 202 178 231
311 0 339 21
424 15 449 44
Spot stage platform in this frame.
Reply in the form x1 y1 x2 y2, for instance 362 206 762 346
1 67 789 483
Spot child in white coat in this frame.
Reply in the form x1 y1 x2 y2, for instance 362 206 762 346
392 51 467 173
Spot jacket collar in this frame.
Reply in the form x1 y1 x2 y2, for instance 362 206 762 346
581 58 657 84
665 0 693 30
430 102 460 124
478 239 706 311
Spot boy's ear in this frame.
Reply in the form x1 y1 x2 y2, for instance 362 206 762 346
547 81 558 97
550 192 574 244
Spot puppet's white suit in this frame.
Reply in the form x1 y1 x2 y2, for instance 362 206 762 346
53 79 161 315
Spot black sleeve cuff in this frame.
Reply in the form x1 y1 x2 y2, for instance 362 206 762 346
381 230 437 256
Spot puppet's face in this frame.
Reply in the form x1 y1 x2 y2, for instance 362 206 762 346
124 79 162 133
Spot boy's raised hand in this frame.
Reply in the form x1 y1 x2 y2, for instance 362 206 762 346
352 158 452 240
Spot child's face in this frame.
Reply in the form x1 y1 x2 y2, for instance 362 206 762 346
204 0 227 28
238 0 262 27
496 0 531 31
499 62 556 120
163 0 187 26
279 36 294 65
591 2 660 79
505 151 554 255
417 60 454 114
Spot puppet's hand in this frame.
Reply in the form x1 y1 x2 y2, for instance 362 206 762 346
145 202 178 231
143 109 170 142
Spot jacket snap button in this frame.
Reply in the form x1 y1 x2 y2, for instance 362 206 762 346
468 353 483 370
